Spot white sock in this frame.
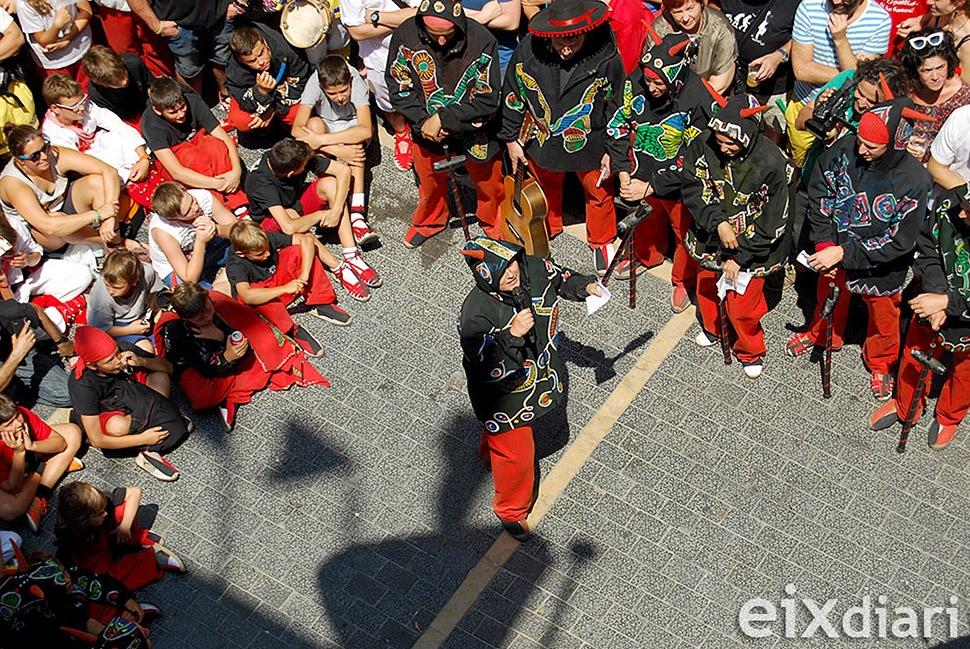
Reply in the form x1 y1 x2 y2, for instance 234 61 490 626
351 193 365 208
44 308 66 334
342 247 358 260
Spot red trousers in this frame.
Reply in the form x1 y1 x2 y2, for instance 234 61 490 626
633 196 698 289
96 6 175 78
166 131 248 212
227 99 300 133
478 425 535 523
39 60 88 92
895 317 970 426
697 269 768 363
247 245 336 327
530 163 615 247
180 354 269 424
805 270 902 374
124 163 166 210
410 144 504 239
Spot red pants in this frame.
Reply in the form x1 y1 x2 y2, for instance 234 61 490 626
530 163 615 247
165 131 248 212
227 98 300 133
633 196 698 289
96 6 175 78
478 425 535 523
697 269 768 363
895 317 970 426
179 354 269 424
247 245 336 327
805 270 902 374
410 144 504 239
38 60 88 92
124 163 166 210
260 181 327 233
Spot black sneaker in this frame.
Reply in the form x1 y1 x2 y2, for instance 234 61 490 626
312 304 352 327
404 231 430 249
501 519 531 542
135 451 179 482
292 325 325 357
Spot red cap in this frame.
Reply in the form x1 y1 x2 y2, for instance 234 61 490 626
857 111 889 145
74 326 117 377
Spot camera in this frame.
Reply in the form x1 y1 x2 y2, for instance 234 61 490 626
805 79 855 139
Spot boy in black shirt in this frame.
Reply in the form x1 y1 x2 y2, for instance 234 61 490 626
68 326 190 482
245 138 382 301
142 77 249 215
82 47 157 127
228 220 352 327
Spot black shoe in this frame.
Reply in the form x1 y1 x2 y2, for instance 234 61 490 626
292 325 325 357
313 304 352 326
404 231 430 249
501 519 531 542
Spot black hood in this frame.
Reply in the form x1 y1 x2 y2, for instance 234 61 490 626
707 93 767 154
640 32 694 95
461 236 525 296
416 0 468 51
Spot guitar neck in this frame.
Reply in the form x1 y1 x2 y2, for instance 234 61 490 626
512 164 524 212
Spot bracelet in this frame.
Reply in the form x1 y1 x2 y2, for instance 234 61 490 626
153 21 163 34
138 153 151 162
91 208 102 228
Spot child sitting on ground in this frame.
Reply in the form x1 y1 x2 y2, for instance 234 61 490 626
245 138 380 301
0 392 83 532
68 326 189 482
148 182 236 292
291 55 377 245
142 77 248 215
82 46 156 128
228 220 351 327
55 481 184 594
86 250 163 353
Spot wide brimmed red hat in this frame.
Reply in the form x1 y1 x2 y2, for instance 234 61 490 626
529 0 610 38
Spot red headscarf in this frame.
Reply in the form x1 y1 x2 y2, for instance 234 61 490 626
73 326 117 378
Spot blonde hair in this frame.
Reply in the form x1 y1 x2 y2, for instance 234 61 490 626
25 0 52 14
229 220 269 253
56 482 108 533
152 182 187 220
42 73 82 107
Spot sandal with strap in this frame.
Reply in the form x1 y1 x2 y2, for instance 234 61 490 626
785 331 814 357
392 131 413 172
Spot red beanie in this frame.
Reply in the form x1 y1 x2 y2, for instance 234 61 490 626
857 111 889 145
74 326 117 377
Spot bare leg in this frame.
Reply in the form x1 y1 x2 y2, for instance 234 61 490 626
311 237 340 270
135 338 156 354
39 423 82 489
145 371 171 398
316 178 356 249
211 267 232 296
104 414 133 437
385 110 407 133
212 65 227 99
0 472 40 520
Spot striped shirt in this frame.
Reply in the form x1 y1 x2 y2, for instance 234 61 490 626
792 0 891 102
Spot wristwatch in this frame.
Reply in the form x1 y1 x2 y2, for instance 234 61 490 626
777 48 790 63
370 10 380 26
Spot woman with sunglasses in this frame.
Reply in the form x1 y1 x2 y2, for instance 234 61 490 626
0 124 137 261
922 0 970 82
900 28 970 160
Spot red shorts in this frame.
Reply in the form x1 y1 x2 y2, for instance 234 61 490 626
261 180 329 233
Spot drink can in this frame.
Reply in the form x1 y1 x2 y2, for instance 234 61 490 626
229 330 244 345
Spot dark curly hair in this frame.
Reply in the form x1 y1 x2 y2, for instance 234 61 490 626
900 28 961 81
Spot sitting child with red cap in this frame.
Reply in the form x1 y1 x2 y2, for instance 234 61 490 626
68 326 191 481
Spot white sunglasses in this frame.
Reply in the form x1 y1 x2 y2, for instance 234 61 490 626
908 31 946 50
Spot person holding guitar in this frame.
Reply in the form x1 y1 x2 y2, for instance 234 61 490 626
500 0 628 276
386 0 505 249
608 30 716 312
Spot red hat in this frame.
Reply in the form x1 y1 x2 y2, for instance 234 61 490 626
74 326 117 377
857 111 890 145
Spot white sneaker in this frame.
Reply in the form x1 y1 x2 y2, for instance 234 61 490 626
742 362 763 379
696 330 718 348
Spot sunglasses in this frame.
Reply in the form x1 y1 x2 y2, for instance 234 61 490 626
16 139 50 163
53 94 87 112
909 31 946 50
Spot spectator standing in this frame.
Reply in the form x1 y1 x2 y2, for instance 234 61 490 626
928 102 970 185
15 0 93 85
651 0 738 94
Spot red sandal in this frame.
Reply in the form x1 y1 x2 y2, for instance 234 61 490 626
393 130 413 171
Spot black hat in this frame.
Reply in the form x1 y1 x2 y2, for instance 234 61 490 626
529 0 610 38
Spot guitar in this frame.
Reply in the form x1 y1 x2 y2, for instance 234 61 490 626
500 111 549 258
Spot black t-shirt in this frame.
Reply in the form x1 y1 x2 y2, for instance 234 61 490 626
67 342 155 417
226 232 294 296
720 0 799 96
244 151 332 224
140 87 220 151
89 54 155 123
147 0 231 29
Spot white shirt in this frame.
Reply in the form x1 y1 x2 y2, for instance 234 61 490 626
148 189 214 281
931 104 970 183
15 0 92 69
0 7 14 32
42 100 146 181
339 0 420 74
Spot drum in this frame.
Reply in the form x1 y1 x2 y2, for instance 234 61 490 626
280 0 333 49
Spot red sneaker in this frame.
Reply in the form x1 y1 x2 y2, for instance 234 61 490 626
393 130 413 172
24 497 47 533
928 418 957 450
785 332 813 357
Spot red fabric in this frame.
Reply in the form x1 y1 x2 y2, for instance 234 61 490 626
874 0 928 48
247 244 336 314
66 500 162 597
74 326 117 377
0 407 53 482
38 61 89 93
95 6 175 78
154 290 328 422
477 425 535 523
409 143 504 239
804 270 903 373
858 111 890 144
530 163 616 247
162 130 248 212
696 269 768 363
227 99 301 133
124 163 166 210
894 317 970 426
608 0 654 74
299 179 329 217
123 113 142 131
632 196 698 289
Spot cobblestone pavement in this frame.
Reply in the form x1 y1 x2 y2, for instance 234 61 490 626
12 146 970 649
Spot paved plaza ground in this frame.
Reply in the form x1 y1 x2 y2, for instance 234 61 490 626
12 145 970 649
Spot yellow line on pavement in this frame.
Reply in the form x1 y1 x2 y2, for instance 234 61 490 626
412 289 695 649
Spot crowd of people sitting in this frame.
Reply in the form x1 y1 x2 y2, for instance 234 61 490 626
0 0 967 641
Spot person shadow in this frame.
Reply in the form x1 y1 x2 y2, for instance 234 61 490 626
315 414 569 648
